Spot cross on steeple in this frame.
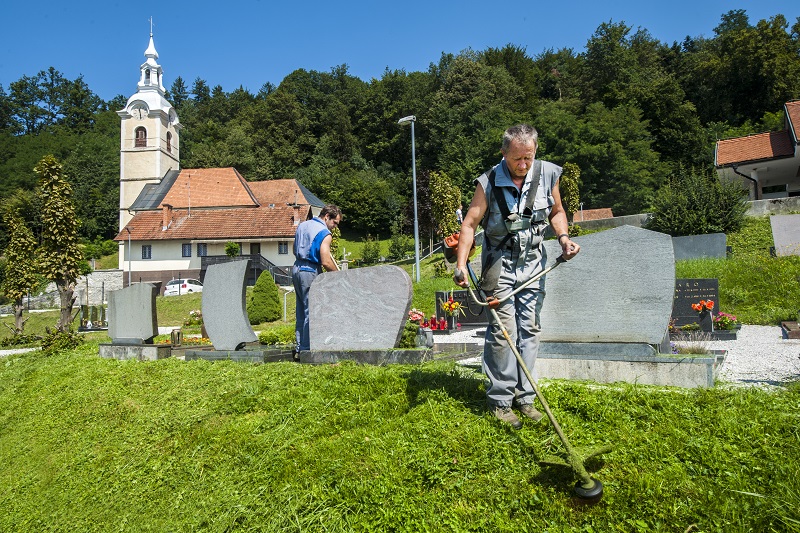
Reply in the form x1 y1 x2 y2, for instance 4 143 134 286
149 16 154 37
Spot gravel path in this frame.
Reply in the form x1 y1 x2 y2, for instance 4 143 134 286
705 325 800 388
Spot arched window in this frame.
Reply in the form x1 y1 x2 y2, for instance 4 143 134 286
166 131 172 152
135 127 147 147
144 68 151 85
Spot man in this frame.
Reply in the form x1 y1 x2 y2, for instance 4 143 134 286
454 124 580 429
292 204 342 356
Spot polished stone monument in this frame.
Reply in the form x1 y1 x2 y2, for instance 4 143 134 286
201 260 258 351
307 265 413 352
100 283 170 361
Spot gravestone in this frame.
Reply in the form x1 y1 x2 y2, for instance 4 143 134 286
101 283 170 360
308 265 412 351
435 289 489 325
672 233 727 260
671 279 719 328
107 283 158 344
201 260 258 351
770 214 800 256
540 225 674 346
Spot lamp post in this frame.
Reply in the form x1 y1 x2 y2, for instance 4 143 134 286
398 115 420 282
125 226 132 286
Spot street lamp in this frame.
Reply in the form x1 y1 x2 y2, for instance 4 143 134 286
125 226 132 286
398 115 420 283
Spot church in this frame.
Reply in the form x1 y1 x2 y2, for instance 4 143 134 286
113 33 323 291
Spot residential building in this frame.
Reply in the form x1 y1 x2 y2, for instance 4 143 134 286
715 100 800 199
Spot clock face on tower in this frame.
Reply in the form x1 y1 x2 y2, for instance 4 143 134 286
130 104 147 120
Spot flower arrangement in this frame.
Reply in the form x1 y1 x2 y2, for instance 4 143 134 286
691 300 714 313
439 292 464 317
184 309 203 326
713 311 739 330
408 308 425 324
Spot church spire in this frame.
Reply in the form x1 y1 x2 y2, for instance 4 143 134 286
138 18 165 95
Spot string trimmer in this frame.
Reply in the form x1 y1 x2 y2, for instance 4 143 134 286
448 237 607 501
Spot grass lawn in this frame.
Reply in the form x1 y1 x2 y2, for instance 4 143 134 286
1 345 798 532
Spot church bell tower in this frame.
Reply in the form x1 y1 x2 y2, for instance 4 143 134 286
117 26 181 231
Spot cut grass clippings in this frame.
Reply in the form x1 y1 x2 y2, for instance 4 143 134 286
1 344 799 532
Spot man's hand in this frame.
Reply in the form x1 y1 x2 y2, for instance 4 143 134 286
561 237 580 260
453 266 469 288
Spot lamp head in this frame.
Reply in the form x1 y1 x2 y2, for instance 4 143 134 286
397 115 416 125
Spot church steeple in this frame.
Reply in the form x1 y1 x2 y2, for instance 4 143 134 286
117 22 181 235
138 26 166 94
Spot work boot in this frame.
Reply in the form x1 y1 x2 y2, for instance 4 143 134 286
515 403 543 423
492 406 522 430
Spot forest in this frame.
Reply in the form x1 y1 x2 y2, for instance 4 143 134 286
1 9 799 248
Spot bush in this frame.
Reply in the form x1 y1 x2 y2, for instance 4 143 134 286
645 167 748 236
247 272 281 324
388 232 413 261
398 321 419 348
361 235 381 265
40 328 83 356
224 242 240 258
0 333 40 347
258 324 295 345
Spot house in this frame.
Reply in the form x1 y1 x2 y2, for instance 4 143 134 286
112 32 323 291
715 100 800 199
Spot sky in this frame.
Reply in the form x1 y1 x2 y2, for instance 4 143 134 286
1 0 798 103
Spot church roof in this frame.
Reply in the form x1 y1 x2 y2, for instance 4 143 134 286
118 171 322 241
114 204 310 241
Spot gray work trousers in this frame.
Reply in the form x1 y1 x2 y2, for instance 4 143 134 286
292 267 318 351
482 246 546 407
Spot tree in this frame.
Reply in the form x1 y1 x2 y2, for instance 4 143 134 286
36 155 83 331
247 271 281 324
428 171 461 237
225 241 240 258
168 76 189 107
1 213 38 335
559 162 581 221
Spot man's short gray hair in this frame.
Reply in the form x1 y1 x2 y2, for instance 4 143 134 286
502 124 538 152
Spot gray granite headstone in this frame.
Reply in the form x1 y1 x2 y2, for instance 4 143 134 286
107 283 158 344
672 233 726 260
309 265 413 351
435 289 489 325
770 214 800 257
202 260 258 351
540 225 674 344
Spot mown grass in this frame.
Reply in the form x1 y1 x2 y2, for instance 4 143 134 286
1 345 798 532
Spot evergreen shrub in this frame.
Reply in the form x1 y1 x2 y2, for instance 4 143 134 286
258 324 295 345
247 272 281 325
645 167 748 236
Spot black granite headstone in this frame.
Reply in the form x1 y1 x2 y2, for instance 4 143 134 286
672 278 719 328
435 290 489 325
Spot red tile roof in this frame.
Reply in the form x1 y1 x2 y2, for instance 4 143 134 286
573 208 613 222
248 179 311 206
787 100 800 142
160 168 258 209
716 131 794 166
114 204 310 241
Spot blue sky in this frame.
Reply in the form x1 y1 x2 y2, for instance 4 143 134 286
1 0 798 102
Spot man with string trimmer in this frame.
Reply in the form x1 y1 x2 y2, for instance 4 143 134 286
453 124 580 429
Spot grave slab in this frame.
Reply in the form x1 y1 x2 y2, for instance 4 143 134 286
202 260 258 351
99 343 170 361
770 214 800 256
540 225 675 346
107 283 158 344
672 233 727 260
309 265 412 351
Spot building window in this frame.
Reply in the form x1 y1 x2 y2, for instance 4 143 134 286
182 243 191 257
141 245 152 260
197 243 207 257
278 241 289 254
166 132 172 152
135 127 147 147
